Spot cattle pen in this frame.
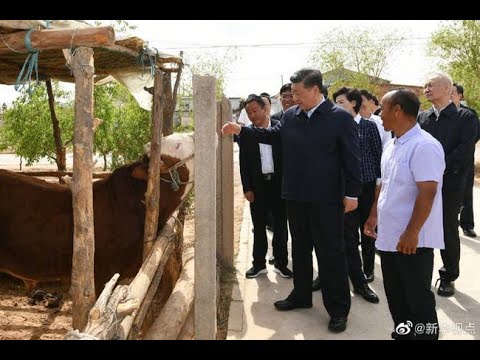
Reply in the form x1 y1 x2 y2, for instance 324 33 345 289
0 20 235 340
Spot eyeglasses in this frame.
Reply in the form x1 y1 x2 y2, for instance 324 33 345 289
281 94 294 99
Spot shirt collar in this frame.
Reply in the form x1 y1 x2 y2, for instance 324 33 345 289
432 101 452 118
395 123 421 145
253 117 271 129
353 114 362 124
295 95 325 118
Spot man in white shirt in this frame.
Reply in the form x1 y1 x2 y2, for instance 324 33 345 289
364 89 445 340
238 94 292 279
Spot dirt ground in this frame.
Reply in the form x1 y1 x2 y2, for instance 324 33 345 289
0 146 245 340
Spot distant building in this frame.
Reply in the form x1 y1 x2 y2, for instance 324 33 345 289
322 67 423 98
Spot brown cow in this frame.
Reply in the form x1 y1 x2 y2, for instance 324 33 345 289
0 133 194 294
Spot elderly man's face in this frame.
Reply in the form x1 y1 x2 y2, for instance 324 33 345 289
424 76 450 103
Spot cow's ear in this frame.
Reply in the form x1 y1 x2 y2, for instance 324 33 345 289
132 165 149 180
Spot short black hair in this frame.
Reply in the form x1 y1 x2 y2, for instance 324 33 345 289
244 94 265 109
359 89 373 101
385 88 420 118
260 92 271 104
279 83 292 95
290 68 323 90
321 85 329 98
332 87 363 113
453 83 464 96
372 95 379 106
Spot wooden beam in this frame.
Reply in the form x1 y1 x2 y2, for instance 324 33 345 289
0 26 115 55
143 70 164 260
70 47 96 331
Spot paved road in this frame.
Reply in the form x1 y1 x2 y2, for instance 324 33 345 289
228 187 480 340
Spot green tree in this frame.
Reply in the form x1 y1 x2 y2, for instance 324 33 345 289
428 20 480 110
309 27 404 95
175 48 239 130
0 82 74 168
110 85 152 169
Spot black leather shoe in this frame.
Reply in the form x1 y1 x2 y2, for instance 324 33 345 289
365 272 374 283
312 276 321 292
328 317 347 333
354 283 380 303
436 278 455 297
268 256 275 265
274 297 312 311
463 228 477 237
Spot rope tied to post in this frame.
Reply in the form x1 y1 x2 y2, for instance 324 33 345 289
14 29 40 94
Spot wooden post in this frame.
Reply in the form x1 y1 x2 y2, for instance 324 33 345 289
193 75 217 340
216 101 223 260
143 70 164 260
220 97 234 268
0 26 115 54
71 47 96 331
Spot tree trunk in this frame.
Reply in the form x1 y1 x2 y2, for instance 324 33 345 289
162 59 183 136
71 47 96 331
162 72 174 136
103 154 107 171
46 79 66 171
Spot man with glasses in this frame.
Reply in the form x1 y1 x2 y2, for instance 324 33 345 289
272 83 296 121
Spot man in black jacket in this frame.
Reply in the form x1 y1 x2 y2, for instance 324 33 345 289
418 73 478 297
271 83 295 121
222 68 361 333
239 94 292 278
451 83 479 238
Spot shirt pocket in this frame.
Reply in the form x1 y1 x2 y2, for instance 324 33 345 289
392 161 414 186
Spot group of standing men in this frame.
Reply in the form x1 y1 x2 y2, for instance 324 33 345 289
222 68 478 339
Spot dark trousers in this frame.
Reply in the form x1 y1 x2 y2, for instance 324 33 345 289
441 178 466 282
342 181 376 288
380 248 439 340
287 200 350 318
359 181 377 276
460 161 475 231
251 178 288 268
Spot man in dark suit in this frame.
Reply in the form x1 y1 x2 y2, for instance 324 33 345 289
271 83 295 121
451 83 479 238
222 68 361 333
239 94 292 278
418 73 478 297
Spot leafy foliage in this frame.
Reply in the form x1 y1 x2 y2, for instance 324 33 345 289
174 48 240 129
428 20 480 110
94 82 151 170
309 27 404 94
0 82 73 166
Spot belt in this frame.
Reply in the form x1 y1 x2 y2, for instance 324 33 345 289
263 173 274 181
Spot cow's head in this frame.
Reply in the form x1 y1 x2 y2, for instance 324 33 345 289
130 132 194 228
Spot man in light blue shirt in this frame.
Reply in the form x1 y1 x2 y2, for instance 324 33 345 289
364 89 445 340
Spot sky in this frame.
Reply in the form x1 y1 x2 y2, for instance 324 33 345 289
0 20 445 105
